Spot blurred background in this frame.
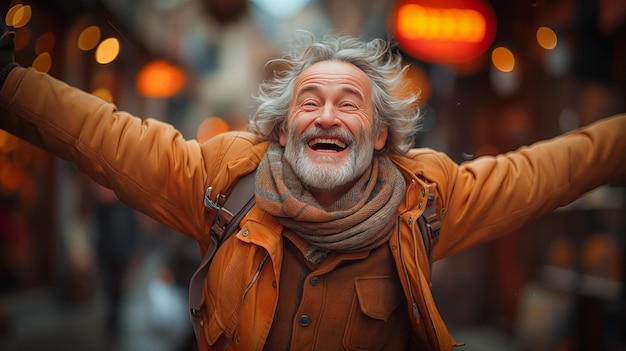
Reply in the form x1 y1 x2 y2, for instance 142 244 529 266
0 0 624 350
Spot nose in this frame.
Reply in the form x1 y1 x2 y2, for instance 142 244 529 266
315 103 340 128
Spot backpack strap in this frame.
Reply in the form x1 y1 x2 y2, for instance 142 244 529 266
416 184 441 276
189 172 256 341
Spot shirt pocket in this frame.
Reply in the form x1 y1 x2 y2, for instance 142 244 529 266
343 275 405 350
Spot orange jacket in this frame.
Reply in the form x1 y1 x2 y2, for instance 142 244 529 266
2 67 626 350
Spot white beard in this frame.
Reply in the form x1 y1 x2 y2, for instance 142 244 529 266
283 127 375 190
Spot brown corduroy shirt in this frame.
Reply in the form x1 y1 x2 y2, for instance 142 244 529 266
264 230 412 350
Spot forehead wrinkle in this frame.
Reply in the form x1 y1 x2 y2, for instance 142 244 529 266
340 85 364 102
295 84 321 100
295 83 365 103
292 61 373 108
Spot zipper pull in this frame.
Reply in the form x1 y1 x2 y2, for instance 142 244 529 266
413 302 420 318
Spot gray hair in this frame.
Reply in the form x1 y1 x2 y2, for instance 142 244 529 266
248 31 422 155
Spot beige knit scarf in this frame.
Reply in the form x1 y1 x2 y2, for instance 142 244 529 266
255 143 405 264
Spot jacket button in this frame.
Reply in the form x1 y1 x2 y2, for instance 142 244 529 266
242 230 249 237
310 276 319 286
298 315 311 327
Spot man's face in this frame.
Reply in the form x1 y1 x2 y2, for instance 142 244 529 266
279 60 388 191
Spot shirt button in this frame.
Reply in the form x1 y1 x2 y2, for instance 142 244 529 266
298 315 311 327
309 276 319 286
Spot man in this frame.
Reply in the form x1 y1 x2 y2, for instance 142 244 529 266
1 21 625 350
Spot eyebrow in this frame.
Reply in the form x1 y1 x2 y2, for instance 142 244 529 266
296 84 365 102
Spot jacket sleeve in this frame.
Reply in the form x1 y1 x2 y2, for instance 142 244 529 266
430 114 626 260
0 67 234 240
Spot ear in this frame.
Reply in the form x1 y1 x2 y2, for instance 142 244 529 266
279 127 287 147
374 125 388 151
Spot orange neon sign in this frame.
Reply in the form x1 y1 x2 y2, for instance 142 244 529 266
390 0 497 64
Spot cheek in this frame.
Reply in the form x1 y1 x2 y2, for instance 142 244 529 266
279 118 301 147
347 112 376 136
280 111 297 146
283 113 312 140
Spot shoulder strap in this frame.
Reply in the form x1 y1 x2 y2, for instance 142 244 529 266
416 185 441 272
189 172 256 340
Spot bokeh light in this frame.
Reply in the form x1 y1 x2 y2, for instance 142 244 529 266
136 60 186 98
92 88 114 103
77 26 101 51
6 4 32 28
536 26 557 50
95 37 120 64
491 46 515 72
13 26 30 51
197 117 229 143
32 52 52 73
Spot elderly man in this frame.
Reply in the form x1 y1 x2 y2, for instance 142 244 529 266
1 22 625 350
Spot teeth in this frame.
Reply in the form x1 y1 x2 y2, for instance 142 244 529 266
308 138 347 149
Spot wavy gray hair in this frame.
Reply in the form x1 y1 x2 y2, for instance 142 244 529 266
248 31 422 155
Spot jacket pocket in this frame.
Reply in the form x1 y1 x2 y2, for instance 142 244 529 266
201 239 248 346
203 307 222 345
343 275 404 350
202 291 231 346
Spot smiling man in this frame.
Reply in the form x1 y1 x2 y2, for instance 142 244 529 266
1 24 626 351
281 60 387 203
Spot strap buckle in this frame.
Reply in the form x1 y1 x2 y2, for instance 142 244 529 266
190 308 202 318
204 186 226 210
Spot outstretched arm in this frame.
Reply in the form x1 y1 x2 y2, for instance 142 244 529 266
0 19 220 240
433 114 626 260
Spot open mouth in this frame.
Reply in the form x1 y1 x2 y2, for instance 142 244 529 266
307 137 348 152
